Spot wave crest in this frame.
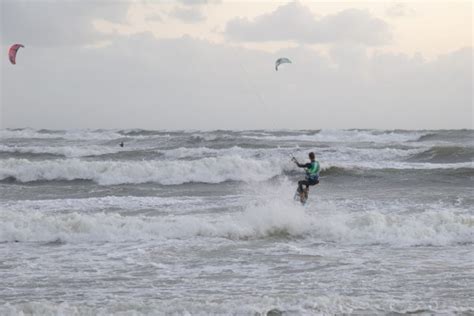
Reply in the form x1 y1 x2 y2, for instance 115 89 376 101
408 146 474 163
1 199 472 246
0 157 282 185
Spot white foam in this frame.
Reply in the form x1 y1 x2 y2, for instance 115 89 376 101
319 146 422 163
0 290 471 315
160 145 422 164
0 196 214 214
321 160 473 171
0 287 473 316
314 208 473 246
1 196 472 245
0 144 125 158
0 156 283 185
244 129 426 144
2 152 471 185
160 146 257 159
2 128 426 143
0 128 124 141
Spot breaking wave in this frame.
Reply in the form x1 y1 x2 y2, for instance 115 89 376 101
1 156 472 185
0 144 125 158
1 199 472 246
1 128 430 143
0 128 125 141
0 157 282 185
408 146 474 163
245 129 427 143
416 129 474 145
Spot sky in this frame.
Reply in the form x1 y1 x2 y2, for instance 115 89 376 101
0 0 472 130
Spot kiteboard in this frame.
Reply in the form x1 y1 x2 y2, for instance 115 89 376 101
294 187 309 205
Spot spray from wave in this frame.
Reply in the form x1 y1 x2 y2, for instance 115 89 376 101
2 187 471 246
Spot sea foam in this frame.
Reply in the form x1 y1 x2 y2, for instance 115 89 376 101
1 197 471 246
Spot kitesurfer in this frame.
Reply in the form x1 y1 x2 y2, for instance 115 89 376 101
292 152 320 197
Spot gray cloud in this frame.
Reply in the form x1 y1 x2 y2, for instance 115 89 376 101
0 0 130 47
2 32 471 130
171 6 206 23
170 0 218 23
225 2 391 46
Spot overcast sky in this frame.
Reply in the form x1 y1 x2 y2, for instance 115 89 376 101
0 0 472 130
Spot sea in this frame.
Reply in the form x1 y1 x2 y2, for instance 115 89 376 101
0 128 472 315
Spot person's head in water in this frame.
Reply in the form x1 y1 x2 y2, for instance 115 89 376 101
309 152 315 161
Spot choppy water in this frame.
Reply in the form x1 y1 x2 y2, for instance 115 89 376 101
1 128 473 315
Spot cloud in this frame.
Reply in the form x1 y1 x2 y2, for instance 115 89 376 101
145 13 163 22
176 0 222 6
170 0 220 23
2 32 471 130
225 2 391 46
171 6 206 23
386 3 415 18
0 0 130 47
176 0 211 5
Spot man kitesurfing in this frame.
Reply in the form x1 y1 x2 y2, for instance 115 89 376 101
292 152 320 204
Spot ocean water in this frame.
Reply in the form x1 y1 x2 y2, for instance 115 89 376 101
0 128 472 315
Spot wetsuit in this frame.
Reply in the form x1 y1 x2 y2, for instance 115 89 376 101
296 160 320 193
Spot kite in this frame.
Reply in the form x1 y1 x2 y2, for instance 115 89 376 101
275 57 291 71
9 44 24 65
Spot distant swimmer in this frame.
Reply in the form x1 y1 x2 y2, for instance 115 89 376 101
119 142 124 147
292 152 320 204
